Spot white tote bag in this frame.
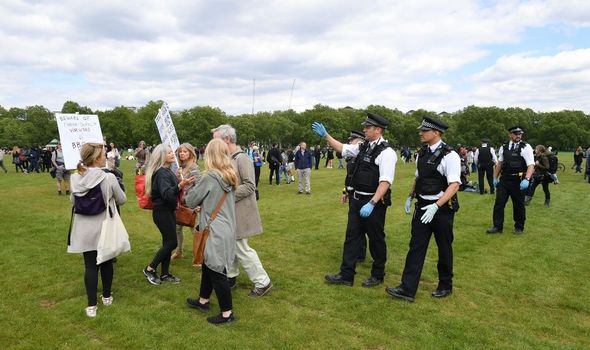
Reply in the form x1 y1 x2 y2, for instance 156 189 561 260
96 200 131 264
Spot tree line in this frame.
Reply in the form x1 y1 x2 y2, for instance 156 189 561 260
1 101 589 150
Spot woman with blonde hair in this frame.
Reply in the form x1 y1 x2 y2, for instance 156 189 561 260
185 138 238 325
171 143 201 260
68 143 127 317
143 144 194 285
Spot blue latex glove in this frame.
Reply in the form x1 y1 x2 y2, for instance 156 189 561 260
404 196 413 214
360 202 375 217
420 203 439 224
519 178 530 190
493 177 499 187
311 122 327 137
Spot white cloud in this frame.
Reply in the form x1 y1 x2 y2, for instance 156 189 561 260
0 0 589 114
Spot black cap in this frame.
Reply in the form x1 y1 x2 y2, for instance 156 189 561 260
417 117 448 133
482 138 489 144
348 130 365 141
508 125 524 134
361 112 389 129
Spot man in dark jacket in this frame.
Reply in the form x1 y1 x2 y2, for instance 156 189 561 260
266 143 281 185
294 142 313 194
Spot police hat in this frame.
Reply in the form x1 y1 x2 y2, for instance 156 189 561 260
348 130 365 141
417 117 448 133
361 112 389 129
508 125 524 134
481 138 489 144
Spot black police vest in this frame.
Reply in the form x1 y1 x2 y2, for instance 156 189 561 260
415 144 454 196
351 141 390 193
501 142 527 175
345 156 356 189
478 146 492 166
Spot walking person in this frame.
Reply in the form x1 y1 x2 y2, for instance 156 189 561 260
68 143 127 317
185 138 238 325
52 143 71 195
12 146 25 173
313 113 396 288
294 142 313 194
524 145 552 207
486 126 535 235
387 117 460 302
574 146 584 173
474 138 497 195
267 143 281 185
143 144 195 285
212 125 273 297
171 143 201 260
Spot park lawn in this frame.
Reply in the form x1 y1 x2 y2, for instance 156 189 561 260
0 152 588 349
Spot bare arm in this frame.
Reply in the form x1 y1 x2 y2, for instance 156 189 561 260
323 134 344 154
435 182 460 208
371 181 391 204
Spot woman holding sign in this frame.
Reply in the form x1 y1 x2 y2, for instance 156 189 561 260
143 144 194 285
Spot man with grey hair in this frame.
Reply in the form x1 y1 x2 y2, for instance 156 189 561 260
211 125 273 297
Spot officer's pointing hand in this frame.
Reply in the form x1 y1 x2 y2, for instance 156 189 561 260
311 122 327 138
420 203 439 224
360 202 375 217
404 196 413 214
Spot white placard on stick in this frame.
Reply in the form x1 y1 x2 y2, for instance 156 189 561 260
55 113 104 170
154 102 180 152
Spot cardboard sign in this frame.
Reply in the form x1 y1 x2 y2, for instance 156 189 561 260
154 102 180 152
55 113 104 170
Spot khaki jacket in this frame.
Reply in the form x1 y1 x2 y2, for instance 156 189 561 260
231 150 263 239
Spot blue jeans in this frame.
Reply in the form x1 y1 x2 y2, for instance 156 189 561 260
279 165 289 183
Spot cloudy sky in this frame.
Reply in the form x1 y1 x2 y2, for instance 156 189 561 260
1 0 589 115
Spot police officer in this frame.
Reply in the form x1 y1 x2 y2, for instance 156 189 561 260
386 117 461 302
342 130 367 262
486 126 535 235
312 113 396 288
474 138 498 195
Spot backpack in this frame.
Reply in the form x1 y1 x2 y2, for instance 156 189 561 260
74 185 106 215
548 153 558 173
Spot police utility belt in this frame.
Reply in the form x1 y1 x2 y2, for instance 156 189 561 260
353 190 374 200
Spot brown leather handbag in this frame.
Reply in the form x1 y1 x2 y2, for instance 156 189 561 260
192 192 227 266
176 192 198 227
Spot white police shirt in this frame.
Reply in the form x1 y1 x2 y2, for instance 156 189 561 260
474 144 498 165
497 142 535 166
415 140 461 200
341 137 397 187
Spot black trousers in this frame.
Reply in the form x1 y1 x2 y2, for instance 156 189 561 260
269 165 280 185
527 175 550 200
478 164 495 194
83 251 114 306
150 207 178 275
339 196 387 281
254 166 261 187
400 202 454 296
200 264 232 312
493 176 526 230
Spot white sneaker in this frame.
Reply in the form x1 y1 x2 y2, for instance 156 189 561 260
101 295 113 306
85 305 97 317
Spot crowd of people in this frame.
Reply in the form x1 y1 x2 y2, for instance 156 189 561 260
5 114 590 323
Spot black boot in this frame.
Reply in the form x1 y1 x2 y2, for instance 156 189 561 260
544 199 550 207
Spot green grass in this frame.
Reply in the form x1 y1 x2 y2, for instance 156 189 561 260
1 154 589 349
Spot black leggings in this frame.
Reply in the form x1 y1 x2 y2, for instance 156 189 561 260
200 264 232 312
83 251 114 306
149 207 177 275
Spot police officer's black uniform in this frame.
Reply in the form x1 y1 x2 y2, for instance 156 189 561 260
323 113 395 287
343 131 367 261
491 141 529 232
477 140 495 195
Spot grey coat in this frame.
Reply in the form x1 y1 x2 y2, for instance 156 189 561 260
185 171 236 274
68 168 127 253
231 150 263 239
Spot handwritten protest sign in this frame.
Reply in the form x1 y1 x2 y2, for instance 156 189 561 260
55 113 104 170
154 102 180 152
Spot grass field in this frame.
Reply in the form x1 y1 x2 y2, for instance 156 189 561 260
1 152 589 349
